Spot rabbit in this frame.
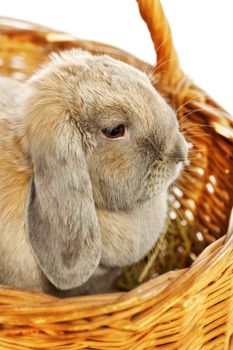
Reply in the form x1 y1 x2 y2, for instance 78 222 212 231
0 49 188 296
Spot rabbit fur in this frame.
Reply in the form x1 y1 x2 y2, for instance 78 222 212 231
0 49 187 296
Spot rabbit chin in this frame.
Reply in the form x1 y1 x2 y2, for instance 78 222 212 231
97 190 168 268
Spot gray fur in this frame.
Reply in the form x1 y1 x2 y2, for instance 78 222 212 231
26 147 101 290
0 49 187 295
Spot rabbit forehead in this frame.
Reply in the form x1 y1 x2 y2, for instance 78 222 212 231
79 81 176 133
80 57 177 129
48 50 169 122
28 49 177 133
75 74 174 131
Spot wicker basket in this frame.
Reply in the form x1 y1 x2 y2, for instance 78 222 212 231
0 1 233 349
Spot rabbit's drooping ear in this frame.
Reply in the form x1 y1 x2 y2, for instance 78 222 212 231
25 126 101 291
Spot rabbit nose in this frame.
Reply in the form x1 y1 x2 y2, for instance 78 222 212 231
170 134 188 163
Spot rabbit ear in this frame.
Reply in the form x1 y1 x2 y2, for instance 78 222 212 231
25 128 101 291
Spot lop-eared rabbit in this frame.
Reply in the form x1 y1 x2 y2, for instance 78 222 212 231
0 50 187 296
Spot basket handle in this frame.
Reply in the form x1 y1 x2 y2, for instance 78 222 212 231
137 0 185 85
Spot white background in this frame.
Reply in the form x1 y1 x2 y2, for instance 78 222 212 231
1 0 233 114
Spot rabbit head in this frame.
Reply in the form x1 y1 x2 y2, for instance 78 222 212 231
20 49 187 291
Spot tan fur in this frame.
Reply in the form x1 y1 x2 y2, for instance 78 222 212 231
0 50 187 296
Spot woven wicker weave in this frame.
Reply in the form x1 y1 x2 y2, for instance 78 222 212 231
0 1 233 349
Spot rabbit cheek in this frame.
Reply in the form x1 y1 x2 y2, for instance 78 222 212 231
89 148 146 211
92 174 139 211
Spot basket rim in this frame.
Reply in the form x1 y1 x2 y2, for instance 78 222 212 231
0 230 232 308
0 16 54 32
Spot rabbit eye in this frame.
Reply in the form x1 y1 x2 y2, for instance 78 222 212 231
101 124 125 139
